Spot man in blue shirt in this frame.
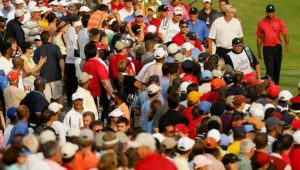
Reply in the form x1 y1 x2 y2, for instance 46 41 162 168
188 7 209 44
7 104 30 144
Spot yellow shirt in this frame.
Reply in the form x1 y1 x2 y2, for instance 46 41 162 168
227 141 241 156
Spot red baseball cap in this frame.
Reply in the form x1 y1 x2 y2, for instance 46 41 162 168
233 95 250 107
246 76 258 86
7 70 20 81
268 85 280 98
211 78 226 90
174 123 190 134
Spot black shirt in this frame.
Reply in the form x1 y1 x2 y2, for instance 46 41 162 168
20 91 49 128
158 109 189 132
33 43 63 82
198 9 219 29
6 19 25 46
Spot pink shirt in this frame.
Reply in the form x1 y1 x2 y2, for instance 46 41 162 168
167 4 190 20
256 16 287 47
45 159 67 170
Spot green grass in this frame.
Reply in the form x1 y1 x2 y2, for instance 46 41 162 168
185 0 300 94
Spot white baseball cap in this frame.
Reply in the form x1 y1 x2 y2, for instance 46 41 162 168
15 9 25 17
61 142 79 159
148 84 161 95
30 6 42 13
278 90 293 101
167 43 180 54
129 133 156 151
66 128 81 137
249 103 265 120
180 81 192 94
148 6 156 12
203 0 211 3
154 47 165 59
80 128 94 141
40 6 52 14
174 6 183 15
177 137 195 151
49 1 59 6
48 102 63 113
152 133 165 143
108 108 124 117
207 129 221 142
293 130 300 144
181 42 194 51
39 130 56 144
147 25 157 33
14 0 24 4
79 6 91 12
72 92 84 101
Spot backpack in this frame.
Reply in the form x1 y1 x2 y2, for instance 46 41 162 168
0 70 8 90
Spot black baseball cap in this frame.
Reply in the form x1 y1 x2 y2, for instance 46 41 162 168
186 32 196 40
149 75 160 84
222 153 241 164
233 126 246 138
179 19 189 25
158 5 168 12
0 16 7 22
232 37 243 46
189 7 198 15
89 28 100 36
266 4 275 13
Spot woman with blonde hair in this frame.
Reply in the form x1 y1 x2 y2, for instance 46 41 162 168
97 152 118 170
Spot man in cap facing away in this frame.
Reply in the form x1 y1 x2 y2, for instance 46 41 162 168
6 9 26 46
130 133 177 170
173 136 195 170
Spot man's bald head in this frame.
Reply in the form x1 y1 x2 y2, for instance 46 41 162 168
12 56 24 70
17 104 30 120
34 77 46 91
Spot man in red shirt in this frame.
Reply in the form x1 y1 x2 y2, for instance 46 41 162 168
130 133 177 170
290 131 300 170
131 9 149 35
83 42 114 119
146 6 161 31
172 19 203 51
256 4 289 85
109 40 134 82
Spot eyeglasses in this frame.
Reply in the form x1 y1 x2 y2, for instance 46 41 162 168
181 26 188 28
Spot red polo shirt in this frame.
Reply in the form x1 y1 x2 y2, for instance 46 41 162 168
83 59 108 97
256 16 287 47
135 153 176 170
183 107 193 122
108 54 133 80
148 17 161 32
182 73 199 85
172 32 203 51
290 147 300 170
111 1 124 11
188 116 203 139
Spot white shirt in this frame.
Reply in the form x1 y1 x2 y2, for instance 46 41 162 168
227 50 253 75
173 155 190 170
76 87 98 120
65 25 78 64
51 121 66 145
4 124 14 147
78 28 89 60
198 82 211 94
209 17 243 49
118 7 133 22
25 154 51 170
63 108 87 130
0 56 12 75
158 18 180 43
135 60 156 81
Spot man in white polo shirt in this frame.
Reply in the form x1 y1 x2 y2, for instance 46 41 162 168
207 4 243 58
158 6 182 43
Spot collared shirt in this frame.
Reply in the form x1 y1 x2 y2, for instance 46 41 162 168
238 154 252 170
63 108 87 130
78 28 89 60
25 154 51 170
209 16 243 49
118 7 134 22
256 16 287 47
141 100 153 133
188 19 209 43
7 120 28 144
45 159 67 170
3 85 26 109
76 87 98 120
33 43 63 82
0 6 14 18
142 62 163 84
66 26 78 64
6 18 25 46
136 60 155 81
158 18 180 43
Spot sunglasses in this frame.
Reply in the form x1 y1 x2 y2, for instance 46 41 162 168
38 1 44 4
181 25 188 28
